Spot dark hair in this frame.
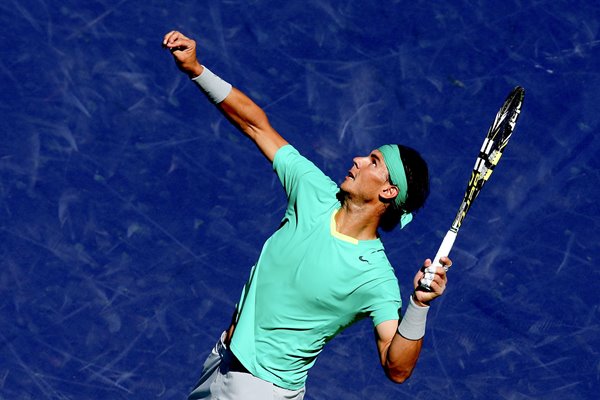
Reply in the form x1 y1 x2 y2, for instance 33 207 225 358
379 144 430 232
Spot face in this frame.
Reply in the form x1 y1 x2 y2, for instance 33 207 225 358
340 149 397 204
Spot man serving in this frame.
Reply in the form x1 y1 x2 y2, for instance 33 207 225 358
163 30 451 400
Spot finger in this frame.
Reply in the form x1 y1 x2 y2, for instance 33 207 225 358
424 265 447 276
426 273 447 293
426 267 448 284
420 258 432 272
424 266 436 275
164 31 190 48
439 256 453 270
163 30 179 46
435 267 448 285
166 36 187 49
419 272 435 290
171 38 195 54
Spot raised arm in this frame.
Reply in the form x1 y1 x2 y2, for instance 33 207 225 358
375 256 451 383
163 30 288 162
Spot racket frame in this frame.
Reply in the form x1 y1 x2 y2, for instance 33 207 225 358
420 87 524 288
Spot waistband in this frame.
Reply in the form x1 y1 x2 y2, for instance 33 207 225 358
227 350 250 374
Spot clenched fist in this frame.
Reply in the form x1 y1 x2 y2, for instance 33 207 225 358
163 30 203 78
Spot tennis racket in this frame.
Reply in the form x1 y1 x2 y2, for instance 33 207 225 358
420 86 525 290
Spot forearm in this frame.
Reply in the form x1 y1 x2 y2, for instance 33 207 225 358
378 259 450 384
163 31 287 161
384 333 423 383
382 295 429 383
192 67 268 135
218 88 281 144
194 67 287 161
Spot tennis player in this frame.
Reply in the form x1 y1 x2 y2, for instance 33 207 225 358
163 30 451 400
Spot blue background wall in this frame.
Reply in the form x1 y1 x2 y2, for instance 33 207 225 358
1 1 599 399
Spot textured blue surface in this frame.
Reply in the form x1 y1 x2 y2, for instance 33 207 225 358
1 1 599 399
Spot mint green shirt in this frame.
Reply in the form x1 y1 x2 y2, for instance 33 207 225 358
230 145 401 390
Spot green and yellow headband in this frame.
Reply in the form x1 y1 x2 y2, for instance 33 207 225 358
377 144 413 229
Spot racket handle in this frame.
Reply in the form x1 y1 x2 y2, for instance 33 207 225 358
431 230 457 267
419 230 457 291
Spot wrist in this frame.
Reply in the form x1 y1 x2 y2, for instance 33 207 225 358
397 295 429 340
187 63 204 79
411 292 430 307
191 66 233 104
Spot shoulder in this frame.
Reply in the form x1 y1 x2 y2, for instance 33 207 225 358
274 144 339 196
273 145 322 177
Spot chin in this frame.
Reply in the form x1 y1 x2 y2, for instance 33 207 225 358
336 189 348 205
340 177 354 191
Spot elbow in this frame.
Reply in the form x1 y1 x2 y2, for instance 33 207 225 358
387 371 412 384
247 110 271 134
384 364 414 384
238 97 271 134
218 94 272 137
241 110 272 141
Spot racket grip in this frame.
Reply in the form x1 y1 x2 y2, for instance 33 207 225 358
431 230 457 267
419 230 457 291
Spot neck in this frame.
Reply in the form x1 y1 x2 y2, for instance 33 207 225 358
335 198 384 241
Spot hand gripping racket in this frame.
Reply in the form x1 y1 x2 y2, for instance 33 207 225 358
420 86 525 290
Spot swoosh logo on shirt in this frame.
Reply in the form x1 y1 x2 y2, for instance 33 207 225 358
359 249 385 264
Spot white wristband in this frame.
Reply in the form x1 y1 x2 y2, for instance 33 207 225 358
397 295 429 340
191 66 232 104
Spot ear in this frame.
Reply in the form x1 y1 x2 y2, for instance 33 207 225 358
380 184 399 201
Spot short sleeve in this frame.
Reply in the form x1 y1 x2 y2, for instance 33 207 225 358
368 278 402 327
273 145 329 195
272 145 339 216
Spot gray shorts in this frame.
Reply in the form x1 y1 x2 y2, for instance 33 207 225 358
188 332 305 400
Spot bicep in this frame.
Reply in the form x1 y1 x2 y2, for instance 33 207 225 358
375 318 423 383
375 319 399 366
252 125 288 162
218 88 288 162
